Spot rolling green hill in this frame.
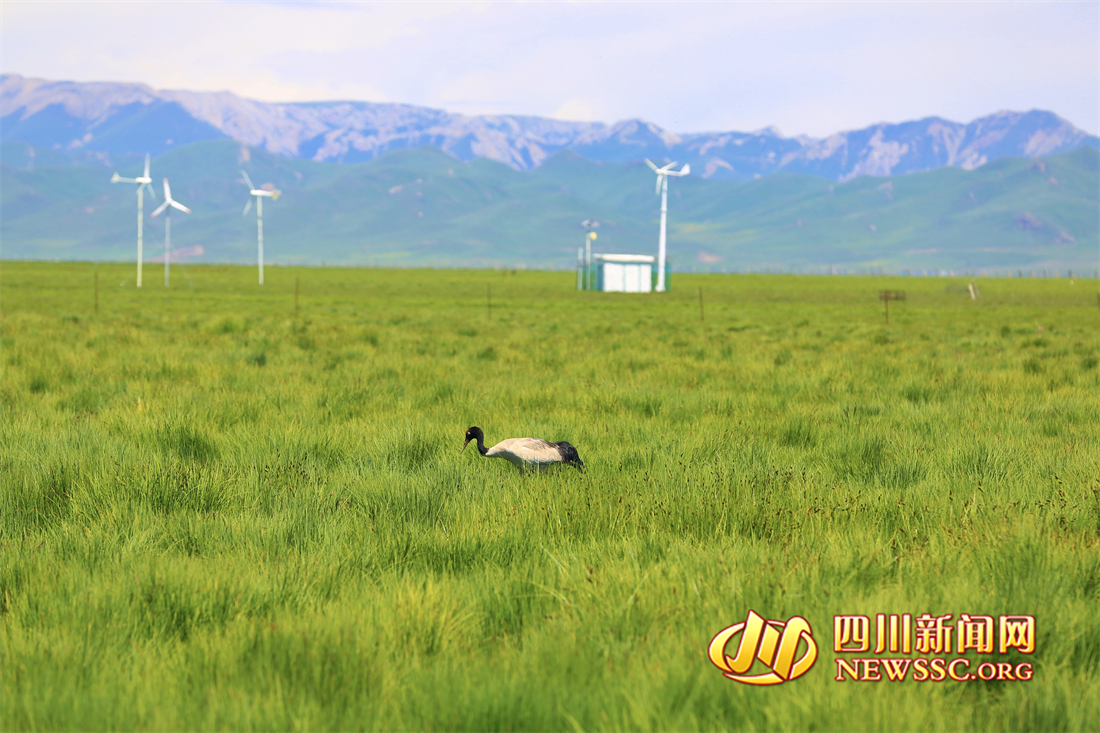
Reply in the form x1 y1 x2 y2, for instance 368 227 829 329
2 140 1096 271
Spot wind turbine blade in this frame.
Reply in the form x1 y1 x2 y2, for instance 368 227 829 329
144 154 150 178
241 170 255 190
146 182 157 200
659 162 677 172
243 199 252 216
162 178 172 201
645 159 659 172
151 200 170 217
112 174 138 183
170 201 191 214
679 164 690 175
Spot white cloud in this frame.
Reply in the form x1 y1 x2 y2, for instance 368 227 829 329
2 0 1096 136
553 99 598 123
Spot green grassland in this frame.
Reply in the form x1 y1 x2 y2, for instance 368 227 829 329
1 262 1098 731
3 140 1097 272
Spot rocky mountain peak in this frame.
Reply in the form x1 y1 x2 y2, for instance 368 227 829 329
1 73 1095 181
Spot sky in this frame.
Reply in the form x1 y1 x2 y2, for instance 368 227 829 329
2 1 1098 138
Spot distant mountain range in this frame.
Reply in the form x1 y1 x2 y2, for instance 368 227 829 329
3 74 1097 182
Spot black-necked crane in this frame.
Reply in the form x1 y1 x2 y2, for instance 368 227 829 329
462 426 585 473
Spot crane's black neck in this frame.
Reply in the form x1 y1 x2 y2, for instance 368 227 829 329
467 427 489 456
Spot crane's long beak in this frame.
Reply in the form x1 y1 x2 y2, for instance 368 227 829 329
461 438 471 453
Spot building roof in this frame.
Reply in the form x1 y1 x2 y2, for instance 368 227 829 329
593 253 656 263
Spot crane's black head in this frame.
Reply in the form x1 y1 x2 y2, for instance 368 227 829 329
555 441 585 472
463 426 486 454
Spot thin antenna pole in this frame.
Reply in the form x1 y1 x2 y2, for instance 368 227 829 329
583 229 593 291
164 214 171 287
657 175 668 292
257 195 264 285
584 235 591 290
137 187 144 288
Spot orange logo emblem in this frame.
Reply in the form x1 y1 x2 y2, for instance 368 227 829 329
709 610 818 685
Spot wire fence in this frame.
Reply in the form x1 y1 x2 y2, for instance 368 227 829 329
6 256 1098 279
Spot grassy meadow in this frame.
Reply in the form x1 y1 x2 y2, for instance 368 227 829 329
1 261 1098 732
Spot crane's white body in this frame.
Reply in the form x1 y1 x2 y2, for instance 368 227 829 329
241 171 281 285
110 154 155 287
463 428 584 474
645 160 690 293
484 437 569 472
150 178 191 287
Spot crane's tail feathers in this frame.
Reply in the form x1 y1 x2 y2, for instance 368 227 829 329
555 442 585 472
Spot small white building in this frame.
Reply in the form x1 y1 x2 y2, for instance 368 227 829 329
593 254 656 293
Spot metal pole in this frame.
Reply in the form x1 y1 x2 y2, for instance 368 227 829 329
657 175 668 292
257 195 264 285
164 215 171 287
585 234 592 290
137 187 144 288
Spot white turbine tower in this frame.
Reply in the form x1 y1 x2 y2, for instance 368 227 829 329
241 170 281 285
581 219 599 290
150 178 191 287
645 159 690 293
111 154 156 287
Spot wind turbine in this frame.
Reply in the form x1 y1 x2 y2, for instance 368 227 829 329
580 219 599 290
645 159 690 293
111 154 156 287
241 170 281 285
150 178 191 287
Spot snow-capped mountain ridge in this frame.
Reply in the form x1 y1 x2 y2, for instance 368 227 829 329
2 74 1095 181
